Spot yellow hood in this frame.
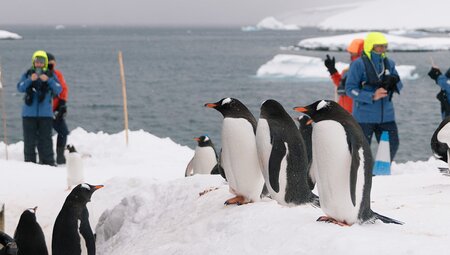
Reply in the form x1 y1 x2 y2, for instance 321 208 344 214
363 32 388 59
31 50 48 71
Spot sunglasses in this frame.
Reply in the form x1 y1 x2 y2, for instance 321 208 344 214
34 57 46 64
373 44 388 49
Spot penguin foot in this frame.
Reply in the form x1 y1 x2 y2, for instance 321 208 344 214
316 216 350 227
199 187 219 196
224 196 248 206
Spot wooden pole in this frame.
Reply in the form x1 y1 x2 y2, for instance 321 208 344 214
118 51 129 146
0 203 4 232
0 65 8 160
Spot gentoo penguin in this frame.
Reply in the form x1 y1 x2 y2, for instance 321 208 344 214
52 183 104 255
0 231 17 255
294 100 403 226
255 99 319 206
66 145 85 190
185 135 219 176
431 116 450 163
205 97 265 205
14 207 47 255
296 115 316 190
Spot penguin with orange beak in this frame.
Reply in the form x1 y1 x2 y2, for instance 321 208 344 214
185 135 222 177
52 183 104 255
294 100 402 226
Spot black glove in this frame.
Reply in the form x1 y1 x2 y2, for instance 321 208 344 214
381 75 400 94
428 67 442 81
54 100 67 120
324 54 338 75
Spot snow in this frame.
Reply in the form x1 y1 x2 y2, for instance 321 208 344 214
298 32 450 52
0 30 22 40
256 54 418 81
1 127 450 254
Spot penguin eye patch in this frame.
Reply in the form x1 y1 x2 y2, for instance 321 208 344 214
316 100 329 111
203 136 210 141
222 98 232 105
81 183 91 190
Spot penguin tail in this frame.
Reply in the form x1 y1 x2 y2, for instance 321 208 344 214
372 212 404 225
310 193 320 208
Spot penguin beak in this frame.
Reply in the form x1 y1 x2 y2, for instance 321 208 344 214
204 103 217 108
33 206 38 211
306 119 313 125
194 137 201 141
93 185 104 190
293 106 308 113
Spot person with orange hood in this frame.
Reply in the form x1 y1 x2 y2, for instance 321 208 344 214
324 38 364 113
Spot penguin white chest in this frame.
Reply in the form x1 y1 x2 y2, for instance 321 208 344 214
256 119 289 204
192 147 217 174
312 120 364 223
221 118 264 201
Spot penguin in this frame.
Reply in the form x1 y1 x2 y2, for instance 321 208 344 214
296 115 316 190
52 183 104 255
255 99 319 206
185 135 220 176
0 231 17 255
294 100 403 226
205 97 265 205
431 116 450 164
14 207 47 255
66 145 85 190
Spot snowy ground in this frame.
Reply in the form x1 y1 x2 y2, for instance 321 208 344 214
1 128 450 254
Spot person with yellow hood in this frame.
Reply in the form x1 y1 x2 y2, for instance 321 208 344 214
345 32 403 161
17 50 62 165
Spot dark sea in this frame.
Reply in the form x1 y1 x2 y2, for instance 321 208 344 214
0 26 449 163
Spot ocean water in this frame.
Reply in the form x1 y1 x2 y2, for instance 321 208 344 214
0 26 448 163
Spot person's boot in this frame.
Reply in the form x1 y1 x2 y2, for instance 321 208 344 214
56 146 66 165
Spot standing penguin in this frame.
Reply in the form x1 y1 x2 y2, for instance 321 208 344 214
66 145 85 190
431 116 450 164
14 207 47 255
185 135 220 176
205 97 265 205
52 183 103 255
255 99 319 206
294 100 403 226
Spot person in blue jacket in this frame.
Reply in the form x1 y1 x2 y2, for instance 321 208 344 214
17 50 62 165
345 32 403 161
428 66 450 119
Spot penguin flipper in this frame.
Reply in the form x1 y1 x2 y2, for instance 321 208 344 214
79 207 96 255
185 157 194 177
431 126 448 162
268 136 286 193
370 212 404 225
349 137 360 207
216 150 227 180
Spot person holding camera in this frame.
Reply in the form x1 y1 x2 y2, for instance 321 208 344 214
428 66 450 119
47 53 69 164
17 50 62 165
324 38 364 113
345 32 403 161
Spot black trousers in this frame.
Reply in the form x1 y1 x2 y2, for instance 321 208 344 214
53 117 69 148
23 117 55 165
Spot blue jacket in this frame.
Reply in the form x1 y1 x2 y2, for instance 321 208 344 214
17 70 62 117
345 52 403 123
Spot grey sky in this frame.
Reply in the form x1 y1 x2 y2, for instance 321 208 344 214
0 0 349 26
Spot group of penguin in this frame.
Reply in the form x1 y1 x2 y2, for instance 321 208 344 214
0 183 103 255
187 97 404 226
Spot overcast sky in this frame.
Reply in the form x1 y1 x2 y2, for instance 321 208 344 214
0 0 351 27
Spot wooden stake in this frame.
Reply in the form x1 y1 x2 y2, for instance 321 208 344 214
0 203 4 232
430 56 436 68
118 51 129 146
0 65 8 160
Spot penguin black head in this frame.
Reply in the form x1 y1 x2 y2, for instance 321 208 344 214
194 135 213 147
260 99 290 120
204 97 251 118
16 207 38 227
66 183 104 205
293 100 348 123
66 144 77 153
296 115 312 128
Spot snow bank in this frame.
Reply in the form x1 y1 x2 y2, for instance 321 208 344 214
242 16 300 31
256 54 418 81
